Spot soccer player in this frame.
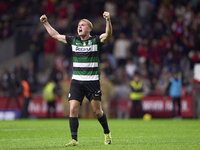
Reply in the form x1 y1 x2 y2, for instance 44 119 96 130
40 11 112 146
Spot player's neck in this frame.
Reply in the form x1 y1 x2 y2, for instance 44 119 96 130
80 34 91 41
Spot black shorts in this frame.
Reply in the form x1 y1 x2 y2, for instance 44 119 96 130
69 79 102 105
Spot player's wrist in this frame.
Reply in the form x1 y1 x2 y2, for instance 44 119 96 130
106 18 110 22
42 21 48 25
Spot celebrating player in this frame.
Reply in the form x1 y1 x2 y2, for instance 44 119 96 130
40 11 112 146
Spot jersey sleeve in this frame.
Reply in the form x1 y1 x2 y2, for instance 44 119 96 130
95 35 104 46
65 36 74 46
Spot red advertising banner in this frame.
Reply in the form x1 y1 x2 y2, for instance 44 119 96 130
0 94 194 118
28 96 63 118
0 96 64 118
142 95 193 118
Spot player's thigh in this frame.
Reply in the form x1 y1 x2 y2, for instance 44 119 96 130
69 79 85 105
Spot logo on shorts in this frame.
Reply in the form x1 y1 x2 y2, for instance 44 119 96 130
68 93 71 98
94 90 101 97
95 94 99 97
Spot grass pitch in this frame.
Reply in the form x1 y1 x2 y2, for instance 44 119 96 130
0 119 199 150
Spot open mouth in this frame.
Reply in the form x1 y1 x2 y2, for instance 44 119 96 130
79 29 82 34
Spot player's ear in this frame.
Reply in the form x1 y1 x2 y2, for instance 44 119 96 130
87 26 92 32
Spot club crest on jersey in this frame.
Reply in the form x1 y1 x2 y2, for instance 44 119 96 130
88 40 92 46
83 42 86 46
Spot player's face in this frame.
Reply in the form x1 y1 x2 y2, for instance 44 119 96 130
77 21 91 36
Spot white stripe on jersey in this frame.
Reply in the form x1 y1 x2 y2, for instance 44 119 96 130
72 75 99 81
73 62 98 68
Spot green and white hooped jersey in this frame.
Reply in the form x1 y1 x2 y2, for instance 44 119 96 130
66 35 103 81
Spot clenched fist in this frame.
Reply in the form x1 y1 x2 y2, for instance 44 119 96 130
40 14 47 23
103 12 110 21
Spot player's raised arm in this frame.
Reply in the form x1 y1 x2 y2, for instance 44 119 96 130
100 12 112 44
40 14 67 44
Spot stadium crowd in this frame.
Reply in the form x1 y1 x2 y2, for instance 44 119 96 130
1 0 200 117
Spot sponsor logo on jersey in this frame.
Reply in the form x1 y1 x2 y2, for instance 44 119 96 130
75 46 91 51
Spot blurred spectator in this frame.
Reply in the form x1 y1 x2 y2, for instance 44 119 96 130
101 36 117 70
124 0 137 15
4 74 23 110
158 71 170 95
140 69 151 96
166 72 182 118
138 0 152 25
1 21 12 39
29 34 43 72
20 79 31 119
43 79 57 118
54 53 68 73
104 0 117 19
150 76 162 94
55 0 71 33
115 82 130 119
50 65 63 84
180 55 191 74
44 33 58 70
79 0 91 18
42 0 55 16
27 61 38 93
154 21 165 39
100 53 113 77
59 71 71 118
129 72 143 118
14 62 27 81
149 62 162 79
0 22 3 40
100 69 114 118
16 3 28 20
129 32 141 65
138 38 150 64
183 2 194 27
29 44 38 67
0 1 7 14
174 3 185 17
119 16 131 37
113 32 131 67
149 39 162 65
160 35 172 66
157 2 167 21
168 43 181 72
0 68 11 96
125 59 137 80
171 16 184 43
167 4 175 23
56 0 68 19
188 50 200 69
30 0 40 24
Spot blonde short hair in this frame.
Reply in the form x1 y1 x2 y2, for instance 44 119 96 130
79 19 93 30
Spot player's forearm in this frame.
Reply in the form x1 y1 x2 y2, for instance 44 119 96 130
43 22 60 39
105 19 112 38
